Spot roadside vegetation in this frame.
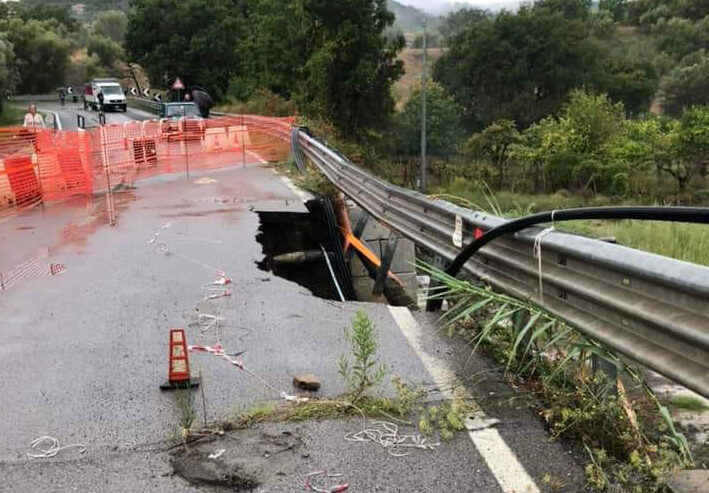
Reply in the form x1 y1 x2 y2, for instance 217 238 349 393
422 262 695 492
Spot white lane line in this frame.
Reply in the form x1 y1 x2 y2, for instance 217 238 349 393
388 306 540 493
279 175 314 203
245 149 268 164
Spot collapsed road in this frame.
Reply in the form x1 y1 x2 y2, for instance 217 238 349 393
0 156 592 491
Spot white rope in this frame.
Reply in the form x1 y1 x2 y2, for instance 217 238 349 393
533 211 557 301
344 413 439 457
27 436 86 458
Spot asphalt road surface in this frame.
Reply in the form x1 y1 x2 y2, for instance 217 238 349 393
37 100 155 130
0 113 589 491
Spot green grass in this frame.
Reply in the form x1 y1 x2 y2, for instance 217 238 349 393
432 178 709 266
670 396 709 412
0 105 24 126
562 220 709 266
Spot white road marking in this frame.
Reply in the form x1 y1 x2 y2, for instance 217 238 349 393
388 306 540 493
245 149 268 164
279 175 314 203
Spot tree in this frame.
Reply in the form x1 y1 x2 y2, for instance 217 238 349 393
397 82 464 158
0 18 71 94
229 0 307 101
536 0 592 19
662 106 709 190
87 34 124 69
434 6 597 130
466 119 521 189
599 0 629 22
515 90 628 194
92 10 128 44
16 2 79 33
295 0 404 135
127 0 248 98
591 36 660 115
0 34 16 113
654 16 709 60
660 51 709 116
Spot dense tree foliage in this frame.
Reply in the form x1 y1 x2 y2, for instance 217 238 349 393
434 5 598 130
127 0 403 135
127 0 247 98
397 82 464 158
15 2 79 33
92 10 128 44
0 33 16 112
0 18 71 94
295 0 404 134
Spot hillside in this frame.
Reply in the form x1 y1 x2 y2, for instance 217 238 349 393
388 0 441 32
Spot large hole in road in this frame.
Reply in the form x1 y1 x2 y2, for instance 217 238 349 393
255 199 356 301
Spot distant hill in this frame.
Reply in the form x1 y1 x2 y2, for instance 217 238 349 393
388 0 442 32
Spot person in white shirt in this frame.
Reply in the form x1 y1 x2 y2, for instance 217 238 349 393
22 104 45 129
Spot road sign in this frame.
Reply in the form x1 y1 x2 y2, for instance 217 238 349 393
172 77 185 91
142 87 151 97
130 87 138 96
66 86 73 94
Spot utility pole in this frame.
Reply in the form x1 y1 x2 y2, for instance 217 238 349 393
420 22 428 194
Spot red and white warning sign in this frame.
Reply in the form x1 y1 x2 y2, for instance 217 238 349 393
168 329 191 385
172 77 185 91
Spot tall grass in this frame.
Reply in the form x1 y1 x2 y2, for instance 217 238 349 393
563 220 709 266
433 179 709 266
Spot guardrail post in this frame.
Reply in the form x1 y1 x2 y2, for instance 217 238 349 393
77 114 85 129
425 255 448 311
99 125 116 226
373 232 398 296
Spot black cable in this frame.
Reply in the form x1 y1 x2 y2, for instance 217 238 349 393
427 206 709 311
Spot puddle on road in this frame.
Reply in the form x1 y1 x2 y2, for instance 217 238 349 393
53 190 138 251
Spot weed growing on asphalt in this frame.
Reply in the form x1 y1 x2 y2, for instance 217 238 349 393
177 388 196 431
417 389 473 440
421 261 694 492
338 310 388 402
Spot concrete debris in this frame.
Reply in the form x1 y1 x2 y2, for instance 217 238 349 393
293 374 322 391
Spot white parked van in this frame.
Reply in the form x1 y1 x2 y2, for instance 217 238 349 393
84 78 127 112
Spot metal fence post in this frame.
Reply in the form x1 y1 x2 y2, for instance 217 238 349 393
99 125 116 225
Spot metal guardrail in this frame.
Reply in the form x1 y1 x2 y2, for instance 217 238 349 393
10 94 56 102
292 128 709 398
38 108 62 130
127 97 162 115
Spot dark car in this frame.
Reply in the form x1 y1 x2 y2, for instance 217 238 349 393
160 103 204 142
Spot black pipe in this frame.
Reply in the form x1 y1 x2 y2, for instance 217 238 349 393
427 206 709 311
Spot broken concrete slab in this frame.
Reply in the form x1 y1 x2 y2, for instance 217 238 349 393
667 470 709 493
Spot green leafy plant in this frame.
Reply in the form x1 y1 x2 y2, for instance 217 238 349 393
338 310 388 402
421 261 694 491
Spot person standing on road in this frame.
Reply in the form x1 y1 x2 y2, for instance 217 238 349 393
97 90 104 113
22 104 45 129
59 89 66 107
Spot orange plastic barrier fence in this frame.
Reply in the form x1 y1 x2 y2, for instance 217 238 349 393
0 115 294 222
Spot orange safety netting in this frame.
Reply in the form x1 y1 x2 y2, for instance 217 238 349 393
0 115 294 221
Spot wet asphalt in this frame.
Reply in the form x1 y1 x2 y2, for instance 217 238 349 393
0 146 588 490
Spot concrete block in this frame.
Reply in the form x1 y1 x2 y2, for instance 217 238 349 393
667 470 709 493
